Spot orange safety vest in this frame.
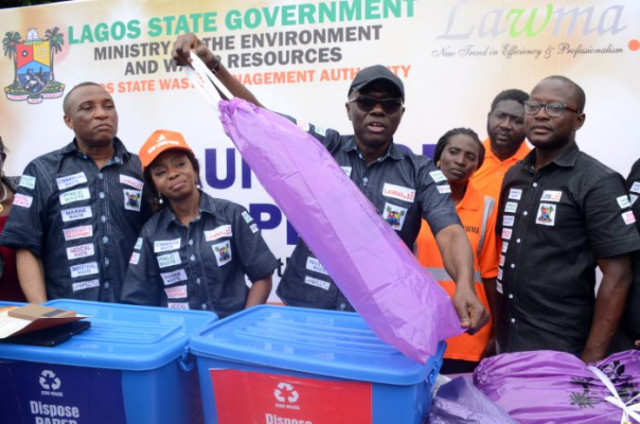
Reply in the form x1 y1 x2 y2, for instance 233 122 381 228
415 182 499 362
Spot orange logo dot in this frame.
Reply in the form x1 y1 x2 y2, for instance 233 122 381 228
629 39 640 51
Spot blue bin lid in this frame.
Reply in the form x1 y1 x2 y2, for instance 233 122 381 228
189 305 445 386
0 299 217 371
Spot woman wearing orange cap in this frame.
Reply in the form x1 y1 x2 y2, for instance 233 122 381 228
120 130 278 318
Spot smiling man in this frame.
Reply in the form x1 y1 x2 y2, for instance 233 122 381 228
0 82 148 303
172 33 489 333
495 76 640 362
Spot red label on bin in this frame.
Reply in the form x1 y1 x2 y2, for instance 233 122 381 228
210 369 372 424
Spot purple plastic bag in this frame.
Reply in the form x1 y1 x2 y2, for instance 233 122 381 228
218 98 462 363
429 376 518 424
474 350 640 424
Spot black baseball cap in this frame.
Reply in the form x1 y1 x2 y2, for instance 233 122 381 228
348 65 405 99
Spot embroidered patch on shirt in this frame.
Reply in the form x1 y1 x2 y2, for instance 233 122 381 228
502 241 509 253
120 174 144 190
165 284 188 299
205 225 232 242
540 190 563 202
429 170 447 183
630 182 640 194
505 202 518 213
437 184 452 194
382 202 408 231
241 211 253 223
341 166 352 177
212 240 232 266
157 252 182 268
167 302 189 310
306 256 329 276
64 225 93 241
66 243 95 260
72 279 99 292
250 223 259 233
70 262 99 278
134 237 143 250
312 124 326 137
382 183 416 203
304 275 330 291
123 189 142 212
508 188 522 200
129 251 140 265
501 228 512 240
503 215 515 227
19 175 36 189
61 206 92 222
630 194 638 205
60 187 91 205
56 172 88 191
496 280 503 294
13 193 33 208
536 203 557 226
622 210 636 225
161 269 188 285
154 238 181 253
616 195 631 209
499 254 505 267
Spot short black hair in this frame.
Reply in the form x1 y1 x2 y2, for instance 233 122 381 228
433 128 485 170
143 151 201 212
489 89 529 114
540 75 586 111
63 82 103 114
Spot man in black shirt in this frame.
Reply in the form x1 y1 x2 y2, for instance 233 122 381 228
496 76 639 362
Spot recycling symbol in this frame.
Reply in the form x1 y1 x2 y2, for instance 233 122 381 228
273 382 299 403
39 370 61 391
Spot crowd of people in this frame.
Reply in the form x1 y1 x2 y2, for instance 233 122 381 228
0 32 638 372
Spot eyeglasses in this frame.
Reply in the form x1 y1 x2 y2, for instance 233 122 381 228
348 96 403 114
524 101 581 118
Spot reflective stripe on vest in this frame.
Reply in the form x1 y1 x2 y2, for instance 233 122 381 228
425 267 483 285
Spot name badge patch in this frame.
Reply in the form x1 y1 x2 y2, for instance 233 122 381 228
134 237 143 250
167 302 189 310
306 256 329 276
630 182 640 194
129 252 140 265
70 262 99 278
498 268 503 281
341 166 352 177
61 206 92 222
429 170 447 183
536 203 557 226
499 254 505 267
382 183 416 203
66 243 95 260
540 190 563 202
503 215 515 227
212 240 232 266
64 225 93 241
13 193 33 208
56 172 88 191
622 211 636 225
154 238 181 253
161 269 188 285
502 241 509 253
19 175 36 189
241 211 253 223
505 202 518 213
59 187 91 205
616 195 631 209
205 225 232 242
165 285 188 299
120 174 144 190
508 188 522 200
630 194 638 206
382 202 408 231
123 189 142 211
250 223 259 233
72 279 100 293
501 228 512 240
304 275 330 291
437 184 452 194
496 280 503 294
157 252 182 268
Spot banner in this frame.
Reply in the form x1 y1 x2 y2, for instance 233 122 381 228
1 0 638 300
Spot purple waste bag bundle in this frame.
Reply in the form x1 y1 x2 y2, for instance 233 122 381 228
428 376 518 424
217 98 462 363
474 350 640 424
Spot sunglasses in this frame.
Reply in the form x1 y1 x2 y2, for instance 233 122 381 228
349 96 403 114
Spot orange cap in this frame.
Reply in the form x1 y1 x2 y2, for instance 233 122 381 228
139 129 194 169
